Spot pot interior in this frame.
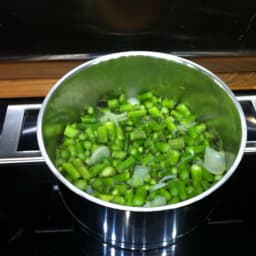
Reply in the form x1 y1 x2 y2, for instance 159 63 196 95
40 52 244 171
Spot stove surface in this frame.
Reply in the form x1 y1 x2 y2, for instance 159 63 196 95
5 155 256 256
2 93 256 255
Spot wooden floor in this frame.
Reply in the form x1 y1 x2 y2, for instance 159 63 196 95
1 56 256 98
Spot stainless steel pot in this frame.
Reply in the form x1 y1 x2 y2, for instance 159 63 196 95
37 51 247 250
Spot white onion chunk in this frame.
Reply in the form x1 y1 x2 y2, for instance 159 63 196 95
99 112 127 125
203 147 226 175
90 145 110 165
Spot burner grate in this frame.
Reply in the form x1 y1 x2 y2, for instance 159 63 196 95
1 95 256 164
0 104 43 164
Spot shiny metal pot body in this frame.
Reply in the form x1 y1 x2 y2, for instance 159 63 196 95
60 183 212 249
37 51 246 250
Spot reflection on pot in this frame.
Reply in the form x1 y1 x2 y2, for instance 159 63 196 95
73 216 209 256
85 0 168 32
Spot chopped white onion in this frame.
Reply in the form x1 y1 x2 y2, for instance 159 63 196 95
134 165 150 178
129 174 144 187
127 97 140 105
90 145 110 165
149 175 176 192
176 122 196 132
159 174 176 184
203 147 226 175
150 182 167 192
144 196 167 207
85 185 94 194
99 112 127 125
129 165 150 187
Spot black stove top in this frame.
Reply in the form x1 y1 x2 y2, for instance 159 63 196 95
2 93 256 255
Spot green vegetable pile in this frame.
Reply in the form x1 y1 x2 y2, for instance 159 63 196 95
55 91 226 207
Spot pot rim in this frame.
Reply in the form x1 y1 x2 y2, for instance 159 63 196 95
37 51 247 212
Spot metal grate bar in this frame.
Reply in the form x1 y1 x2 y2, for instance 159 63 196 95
1 96 256 164
236 96 256 154
0 104 43 164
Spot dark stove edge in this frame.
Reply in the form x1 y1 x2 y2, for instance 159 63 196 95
1 50 256 62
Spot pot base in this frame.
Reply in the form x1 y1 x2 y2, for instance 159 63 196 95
59 183 213 250
72 218 208 254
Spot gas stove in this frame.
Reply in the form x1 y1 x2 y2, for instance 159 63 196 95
2 93 256 255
